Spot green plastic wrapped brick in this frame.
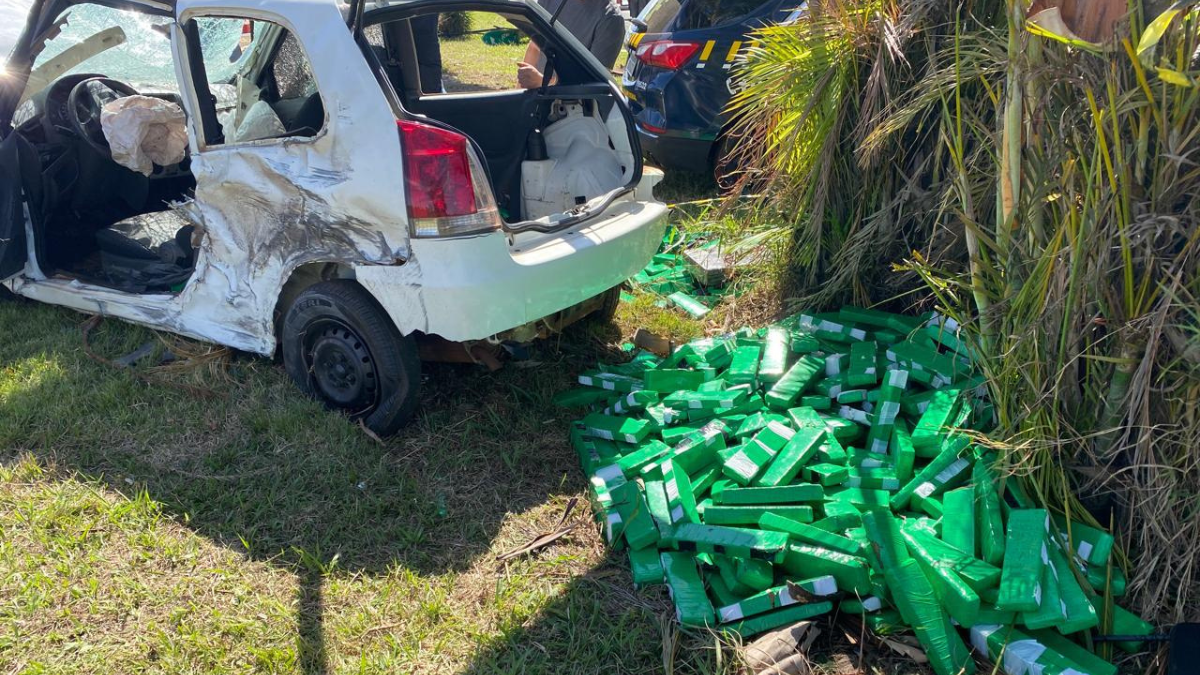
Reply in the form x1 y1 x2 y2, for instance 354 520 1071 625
973 459 1006 566
716 577 838 623
733 557 774 591
668 291 711 318
1052 515 1115 568
670 523 790 562
1045 538 1098 634
721 440 776 486
765 355 825 410
644 369 707 393
861 508 910 570
719 601 834 638
664 389 749 410
611 480 660 550
1032 630 1117 675
890 439 971 511
911 389 962 456
941 487 976 556
909 541 981 628
582 412 652 444
726 344 763 387
755 410 826 487
781 543 872 595
629 545 664 587
660 552 714 626
704 504 813 526
997 509 1048 612
759 326 790 384
758 512 862 555
886 559 976 675
578 371 645 393
804 462 849 487
716 484 823 506
902 528 1002 593
555 387 615 408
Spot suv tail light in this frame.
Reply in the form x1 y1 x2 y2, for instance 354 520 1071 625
398 120 501 238
635 40 701 70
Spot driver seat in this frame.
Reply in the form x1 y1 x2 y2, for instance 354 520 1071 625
95 210 196 290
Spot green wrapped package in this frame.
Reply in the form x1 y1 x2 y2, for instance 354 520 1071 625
751 421 797 452
714 555 755 596
755 408 826 487
847 340 879 386
726 344 763 387
660 552 714 626
909 542 981 627
668 291 711 318
733 557 774 591
602 439 671 480
716 577 838 623
758 512 861 555
781 543 872 595
841 596 884 613
800 395 832 409
861 508 911 570
804 462 848 487
707 570 748 608
1032 630 1117 675
1052 515 1115 568
1045 538 1098 634
890 438 971 511
1021 554 1064 630
941 487 976 556
765 355 825 410
605 390 661 416
997 509 1048 612
973 458 1006 566
735 412 789 439
582 412 652 444
759 326 790 384
578 371 645 392
704 504 813 526
670 523 790 562
865 609 905 634
969 624 1109 675
663 460 700 524
644 479 676 538
1110 604 1154 653
664 389 749 410
845 466 900 491
644 369 706 393
865 368 908 455
892 419 917 484
721 440 776 485
611 480 660 550
719 601 834 638
902 528 1002 592
826 486 890 508
718 483 823 505
629 545 664 587
886 559 976 675
911 389 962 456
798 314 867 342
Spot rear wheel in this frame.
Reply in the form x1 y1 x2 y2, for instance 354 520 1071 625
282 280 420 435
591 285 623 325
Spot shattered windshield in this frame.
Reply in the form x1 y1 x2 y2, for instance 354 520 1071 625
29 4 179 91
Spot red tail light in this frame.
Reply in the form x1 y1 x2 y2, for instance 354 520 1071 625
397 120 500 237
635 40 701 70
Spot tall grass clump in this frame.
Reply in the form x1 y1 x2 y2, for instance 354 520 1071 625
730 0 1200 625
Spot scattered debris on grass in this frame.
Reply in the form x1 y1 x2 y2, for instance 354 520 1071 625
556 307 1155 675
629 228 765 318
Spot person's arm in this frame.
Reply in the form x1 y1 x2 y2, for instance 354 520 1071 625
518 41 543 89
591 10 626 71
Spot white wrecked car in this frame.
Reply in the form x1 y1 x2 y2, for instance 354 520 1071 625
0 0 667 433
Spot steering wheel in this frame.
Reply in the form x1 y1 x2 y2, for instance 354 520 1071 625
67 77 141 157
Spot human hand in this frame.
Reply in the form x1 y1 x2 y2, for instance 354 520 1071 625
517 61 543 89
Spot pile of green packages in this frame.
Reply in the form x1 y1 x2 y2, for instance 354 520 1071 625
557 307 1154 675
629 229 741 318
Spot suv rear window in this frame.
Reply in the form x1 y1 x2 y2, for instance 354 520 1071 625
644 0 770 33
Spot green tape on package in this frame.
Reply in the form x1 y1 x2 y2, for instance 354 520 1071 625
720 440 775 486
941 487 976 556
611 480 659 550
973 458 1006 566
886 559 976 675
997 509 1048 613
969 624 1108 675
759 326 790 384
1052 514 1115 568
726 344 762 387
909 540 981 628
755 407 825 487
660 551 714 627
716 576 838 623
1032 630 1117 675
911 389 962 456
1045 538 1098 634
643 368 706 393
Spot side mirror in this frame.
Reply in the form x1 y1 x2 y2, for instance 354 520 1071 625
628 18 648 33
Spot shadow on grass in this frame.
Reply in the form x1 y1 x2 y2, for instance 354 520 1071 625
0 299 645 673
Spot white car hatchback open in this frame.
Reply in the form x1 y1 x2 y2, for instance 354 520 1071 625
0 0 667 433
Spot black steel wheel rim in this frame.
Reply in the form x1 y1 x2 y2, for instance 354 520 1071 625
305 320 380 412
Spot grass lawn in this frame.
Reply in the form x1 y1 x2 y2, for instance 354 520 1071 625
0 291 720 675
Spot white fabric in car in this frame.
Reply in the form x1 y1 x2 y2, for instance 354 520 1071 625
101 95 188 176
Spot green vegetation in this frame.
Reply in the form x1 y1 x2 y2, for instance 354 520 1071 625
439 12 528 93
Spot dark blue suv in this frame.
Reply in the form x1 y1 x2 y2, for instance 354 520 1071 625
620 0 802 176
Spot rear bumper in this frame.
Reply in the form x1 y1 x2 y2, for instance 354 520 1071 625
640 129 715 172
355 191 668 342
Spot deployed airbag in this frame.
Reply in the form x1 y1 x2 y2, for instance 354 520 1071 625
101 95 188 176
